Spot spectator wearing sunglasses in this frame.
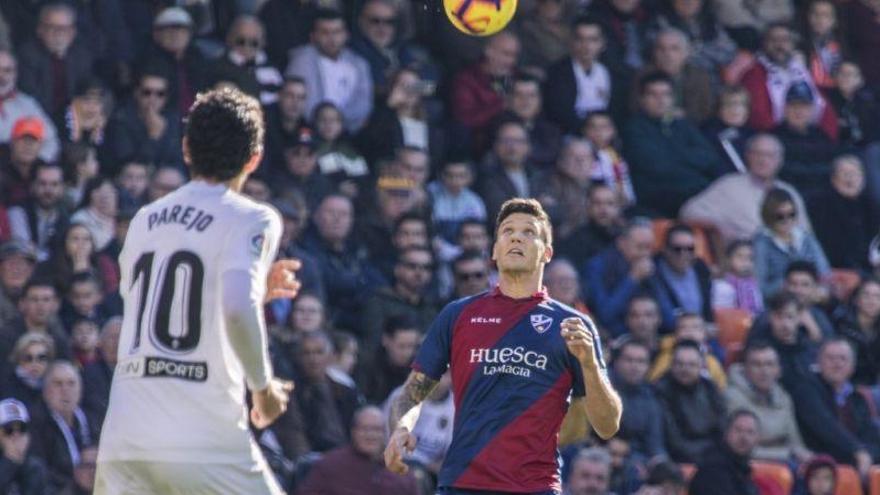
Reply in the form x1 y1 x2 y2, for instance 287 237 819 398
105 71 184 173
0 398 49 495
2 333 54 416
654 223 715 325
753 187 830 297
209 15 283 106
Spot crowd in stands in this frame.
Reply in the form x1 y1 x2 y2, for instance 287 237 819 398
0 0 879 493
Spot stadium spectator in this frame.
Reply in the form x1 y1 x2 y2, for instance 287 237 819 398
3 280 71 362
302 194 385 333
689 410 763 495
80 316 119 426
449 250 491 300
146 166 184 203
723 342 812 463
263 77 309 172
832 278 880 385
792 338 880 477
753 188 830 296
30 361 99 492
209 16 282 106
680 133 811 244
104 71 185 174
654 340 726 463
535 138 594 239
623 72 719 218
364 71 443 177
515 0 572 74
59 274 109 332
0 240 36 326
740 23 837 138
69 177 117 252
16 3 94 118
0 117 50 207
621 295 663 356
582 112 635 207
557 184 623 269
357 314 421 404
632 28 715 123
451 31 519 144
808 155 877 271
284 331 363 454
358 176 420 273
138 7 210 116
285 9 373 132
842 0 880 90
545 259 590 314
714 0 793 47
312 102 369 195
361 246 437 346
269 126 334 210
68 318 99 368
802 455 838 495
61 143 99 209
271 195 324 302
58 78 107 156
583 218 675 337
115 162 149 212
270 292 326 381
0 398 49 495
712 240 764 316
543 16 612 134
801 0 846 91
633 460 686 495
611 338 667 462
647 0 737 74
350 0 437 91
297 405 418 494
1 332 54 415
0 49 60 162
564 447 613 495
826 61 879 148
258 0 324 70
429 160 486 249
593 0 651 86
654 224 714 324
499 74 562 169
701 85 755 175
478 120 540 222
34 223 107 300
751 292 818 389
7 162 69 262
648 313 726 388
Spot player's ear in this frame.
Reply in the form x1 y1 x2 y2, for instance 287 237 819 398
242 151 263 176
182 137 191 167
543 244 553 263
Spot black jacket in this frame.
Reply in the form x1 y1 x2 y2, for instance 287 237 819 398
654 257 715 323
689 444 758 495
807 188 877 271
654 374 726 463
0 455 49 495
16 39 95 117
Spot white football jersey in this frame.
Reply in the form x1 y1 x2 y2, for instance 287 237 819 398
98 180 281 464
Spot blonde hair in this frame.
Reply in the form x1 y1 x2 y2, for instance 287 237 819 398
11 332 56 364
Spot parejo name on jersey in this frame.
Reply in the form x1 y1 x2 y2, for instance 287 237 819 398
147 204 215 232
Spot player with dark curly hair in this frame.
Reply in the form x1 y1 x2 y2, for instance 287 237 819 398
95 88 300 494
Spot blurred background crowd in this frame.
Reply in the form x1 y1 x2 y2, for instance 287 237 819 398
0 0 879 493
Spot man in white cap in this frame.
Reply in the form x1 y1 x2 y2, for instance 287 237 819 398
0 398 49 494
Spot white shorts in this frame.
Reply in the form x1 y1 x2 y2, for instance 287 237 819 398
94 458 284 495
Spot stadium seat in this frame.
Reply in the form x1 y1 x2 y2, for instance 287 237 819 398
714 308 753 363
836 465 863 495
650 219 716 266
752 461 793 494
870 465 880 495
830 269 862 303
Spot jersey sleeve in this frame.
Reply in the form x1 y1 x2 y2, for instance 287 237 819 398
567 315 607 398
223 207 283 275
412 299 463 380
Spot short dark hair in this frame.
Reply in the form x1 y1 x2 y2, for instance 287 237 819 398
185 88 264 181
61 142 94 184
725 408 760 432
611 337 650 363
760 187 795 226
785 260 818 281
453 249 487 270
671 339 702 358
69 272 100 291
30 161 63 183
664 223 694 247
572 15 604 35
742 340 777 361
725 239 752 258
512 73 540 89
495 198 553 245
396 245 434 264
76 176 115 211
393 212 429 235
638 71 673 95
383 314 420 337
312 8 345 31
627 293 659 312
23 277 58 297
767 291 801 312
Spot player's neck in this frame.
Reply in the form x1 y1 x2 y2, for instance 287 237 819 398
191 173 247 193
497 270 543 299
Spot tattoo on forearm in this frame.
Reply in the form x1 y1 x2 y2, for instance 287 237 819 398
389 372 439 432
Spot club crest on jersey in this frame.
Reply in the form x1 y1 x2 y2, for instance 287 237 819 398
250 233 265 256
530 314 553 334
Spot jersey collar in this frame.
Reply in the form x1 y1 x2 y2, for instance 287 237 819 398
490 285 549 301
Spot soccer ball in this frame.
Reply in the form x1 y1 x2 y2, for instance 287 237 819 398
443 0 518 36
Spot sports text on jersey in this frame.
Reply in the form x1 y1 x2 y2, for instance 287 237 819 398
114 356 208 382
470 346 549 378
147 204 215 232
470 317 502 324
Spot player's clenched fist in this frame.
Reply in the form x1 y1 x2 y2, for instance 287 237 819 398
251 378 295 429
384 427 418 474
561 317 597 366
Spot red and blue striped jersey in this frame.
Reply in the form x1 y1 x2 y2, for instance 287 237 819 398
412 287 607 493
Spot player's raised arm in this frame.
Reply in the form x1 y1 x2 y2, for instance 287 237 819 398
561 317 622 439
384 370 439 474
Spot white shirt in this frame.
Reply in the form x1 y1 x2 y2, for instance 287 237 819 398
318 55 358 109
384 387 454 468
572 60 611 118
98 181 281 464
399 116 429 150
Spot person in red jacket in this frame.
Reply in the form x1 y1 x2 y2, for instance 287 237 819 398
739 23 837 140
